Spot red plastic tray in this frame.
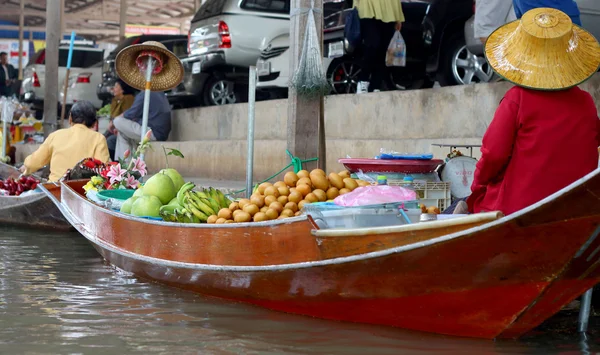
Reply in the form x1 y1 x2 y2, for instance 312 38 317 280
339 158 443 174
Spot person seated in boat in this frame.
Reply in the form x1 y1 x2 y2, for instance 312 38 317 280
19 101 110 182
452 8 600 216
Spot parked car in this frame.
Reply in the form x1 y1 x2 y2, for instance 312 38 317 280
96 34 191 108
258 0 477 95
59 61 104 112
185 0 289 106
21 40 104 116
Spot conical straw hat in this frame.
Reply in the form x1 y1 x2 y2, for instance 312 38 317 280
115 41 184 92
485 8 600 90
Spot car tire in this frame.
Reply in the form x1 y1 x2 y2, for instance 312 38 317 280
438 34 495 87
327 57 363 95
202 76 240 106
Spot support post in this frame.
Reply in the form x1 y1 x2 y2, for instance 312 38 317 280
119 0 128 41
60 0 65 37
18 0 24 80
578 288 594 333
44 0 61 136
286 0 326 171
246 66 257 198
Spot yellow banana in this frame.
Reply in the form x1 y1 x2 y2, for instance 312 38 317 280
189 205 208 223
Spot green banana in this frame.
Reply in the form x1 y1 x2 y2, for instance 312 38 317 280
177 182 195 206
204 197 221 215
195 198 217 216
160 204 179 215
194 190 210 200
189 205 209 222
186 192 212 214
160 211 178 222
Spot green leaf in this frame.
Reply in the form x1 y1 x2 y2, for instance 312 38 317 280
165 148 185 159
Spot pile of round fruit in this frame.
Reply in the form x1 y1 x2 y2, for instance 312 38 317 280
207 169 369 224
0 176 39 196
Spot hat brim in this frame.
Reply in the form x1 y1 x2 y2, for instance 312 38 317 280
485 21 600 91
115 44 184 92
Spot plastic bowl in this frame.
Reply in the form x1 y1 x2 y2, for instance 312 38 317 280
97 189 136 201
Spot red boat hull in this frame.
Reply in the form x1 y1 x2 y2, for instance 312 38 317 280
41 169 600 339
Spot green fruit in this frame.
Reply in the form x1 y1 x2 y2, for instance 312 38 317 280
142 172 176 205
160 168 185 192
120 198 134 214
131 196 163 218
132 186 144 203
167 197 180 206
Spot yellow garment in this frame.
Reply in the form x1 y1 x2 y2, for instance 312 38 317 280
355 0 405 23
110 94 135 119
24 124 110 182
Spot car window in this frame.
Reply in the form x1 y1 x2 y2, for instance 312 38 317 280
58 49 104 68
192 0 227 22
240 0 289 13
172 40 188 58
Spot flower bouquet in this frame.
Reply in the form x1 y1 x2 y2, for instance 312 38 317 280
82 130 153 194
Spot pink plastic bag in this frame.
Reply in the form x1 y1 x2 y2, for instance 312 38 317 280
333 185 417 207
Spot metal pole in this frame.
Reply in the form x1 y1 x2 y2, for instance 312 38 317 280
246 66 257 198
139 56 154 162
119 0 128 41
578 288 594 333
60 32 75 127
44 0 61 136
18 0 24 80
2 116 7 160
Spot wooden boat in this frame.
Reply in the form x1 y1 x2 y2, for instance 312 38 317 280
40 169 600 339
0 162 71 231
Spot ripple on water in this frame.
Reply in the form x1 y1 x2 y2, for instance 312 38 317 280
0 226 598 354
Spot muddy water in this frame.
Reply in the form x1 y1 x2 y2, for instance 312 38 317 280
1 226 598 354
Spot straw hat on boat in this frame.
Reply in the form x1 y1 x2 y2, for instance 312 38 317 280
485 8 600 90
115 41 184 92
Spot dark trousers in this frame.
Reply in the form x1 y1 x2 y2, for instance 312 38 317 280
358 18 395 91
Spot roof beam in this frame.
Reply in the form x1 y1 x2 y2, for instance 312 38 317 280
1 8 191 23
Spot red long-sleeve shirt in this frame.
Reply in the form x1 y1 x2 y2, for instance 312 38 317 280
467 86 600 215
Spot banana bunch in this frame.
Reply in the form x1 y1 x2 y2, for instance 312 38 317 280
160 182 232 224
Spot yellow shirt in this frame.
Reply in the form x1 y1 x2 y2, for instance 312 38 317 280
24 124 110 182
356 0 405 23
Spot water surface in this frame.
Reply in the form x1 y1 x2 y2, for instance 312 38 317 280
0 227 598 354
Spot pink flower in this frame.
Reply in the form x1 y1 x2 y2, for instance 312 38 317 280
142 129 153 144
131 157 147 177
125 174 139 189
106 164 126 185
123 149 131 159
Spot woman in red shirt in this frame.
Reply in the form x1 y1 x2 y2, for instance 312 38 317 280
455 8 600 215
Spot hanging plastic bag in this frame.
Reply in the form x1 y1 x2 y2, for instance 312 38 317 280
386 30 406 67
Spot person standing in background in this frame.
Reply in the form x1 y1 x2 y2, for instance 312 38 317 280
0 52 17 97
513 0 581 25
355 0 405 94
475 0 516 45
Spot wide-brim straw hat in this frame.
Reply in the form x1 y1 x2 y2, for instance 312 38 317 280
485 8 600 90
115 41 184 92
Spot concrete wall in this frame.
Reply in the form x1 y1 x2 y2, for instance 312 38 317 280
143 73 600 181
15 74 600 182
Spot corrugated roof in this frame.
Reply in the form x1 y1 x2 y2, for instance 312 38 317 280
0 0 198 43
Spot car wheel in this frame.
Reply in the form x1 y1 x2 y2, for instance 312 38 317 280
327 58 363 94
439 34 495 86
203 77 239 106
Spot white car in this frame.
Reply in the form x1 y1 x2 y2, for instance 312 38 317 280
185 0 290 105
58 61 104 110
21 40 104 115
